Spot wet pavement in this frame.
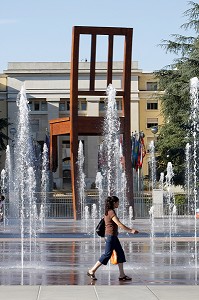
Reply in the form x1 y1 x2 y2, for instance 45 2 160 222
0 218 198 286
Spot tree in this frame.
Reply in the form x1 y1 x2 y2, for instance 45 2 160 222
0 118 10 151
154 1 199 186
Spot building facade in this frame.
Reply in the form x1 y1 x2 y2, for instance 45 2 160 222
138 72 164 178
0 74 7 171
2 61 162 190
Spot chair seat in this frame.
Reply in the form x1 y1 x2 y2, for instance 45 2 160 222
49 116 125 136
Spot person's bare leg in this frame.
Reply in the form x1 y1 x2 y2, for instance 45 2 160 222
88 261 102 275
118 263 125 277
118 263 132 280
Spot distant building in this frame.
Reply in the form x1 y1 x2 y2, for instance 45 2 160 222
0 74 7 171
138 72 164 178
2 61 162 190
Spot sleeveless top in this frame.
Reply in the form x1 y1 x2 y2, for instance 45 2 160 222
104 209 118 236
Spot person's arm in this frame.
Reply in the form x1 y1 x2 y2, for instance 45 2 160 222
112 215 139 234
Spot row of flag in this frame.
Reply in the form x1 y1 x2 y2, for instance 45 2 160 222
131 131 146 171
97 132 146 172
43 130 146 172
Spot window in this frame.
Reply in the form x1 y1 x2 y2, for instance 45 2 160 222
147 118 158 129
99 100 106 111
116 98 122 111
29 99 47 111
147 100 158 110
34 102 40 111
78 99 87 111
59 99 70 111
59 102 65 111
41 101 47 111
147 82 157 91
30 119 39 132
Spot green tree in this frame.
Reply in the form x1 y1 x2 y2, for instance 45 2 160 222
155 1 199 186
0 118 10 150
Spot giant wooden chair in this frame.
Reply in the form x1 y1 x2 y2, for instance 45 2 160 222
49 26 134 220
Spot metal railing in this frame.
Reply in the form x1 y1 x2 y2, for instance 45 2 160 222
1 191 196 219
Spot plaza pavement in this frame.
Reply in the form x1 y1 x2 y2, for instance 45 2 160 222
0 219 199 299
0 285 199 300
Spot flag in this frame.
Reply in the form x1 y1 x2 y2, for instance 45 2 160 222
45 130 50 150
131 132 139 170
131 131 146 171
137 134 146 169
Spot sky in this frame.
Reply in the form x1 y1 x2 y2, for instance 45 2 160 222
0 0 197 73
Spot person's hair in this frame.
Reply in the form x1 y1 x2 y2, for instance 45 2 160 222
105 196 119 216
0 195 5 201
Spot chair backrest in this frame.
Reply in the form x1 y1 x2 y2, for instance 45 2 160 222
70 26 133 122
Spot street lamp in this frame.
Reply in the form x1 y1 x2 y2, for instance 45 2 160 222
151 126 158 146
151 126 158 136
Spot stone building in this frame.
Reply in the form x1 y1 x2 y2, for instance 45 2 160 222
2 61 162 190
0 74 7 171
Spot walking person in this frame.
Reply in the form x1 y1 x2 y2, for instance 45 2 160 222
87 195 139 281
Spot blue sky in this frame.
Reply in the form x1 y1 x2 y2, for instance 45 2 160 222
0 0 196 73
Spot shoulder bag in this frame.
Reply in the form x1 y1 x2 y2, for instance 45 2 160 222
96 218 105 237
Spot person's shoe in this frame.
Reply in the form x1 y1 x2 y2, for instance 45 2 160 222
119 275 132 281
87 271 97 280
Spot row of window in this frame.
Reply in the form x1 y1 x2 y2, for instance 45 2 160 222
29 99 158 112
29 100 47 111
59 99 87 111
146 82 158 91
30 117 158 133
146 118 158 129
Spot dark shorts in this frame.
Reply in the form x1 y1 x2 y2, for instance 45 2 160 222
99 235 126 265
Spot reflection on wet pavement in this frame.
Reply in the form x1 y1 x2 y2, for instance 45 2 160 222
0 219 198 285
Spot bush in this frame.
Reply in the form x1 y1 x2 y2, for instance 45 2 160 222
175 194 186 205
